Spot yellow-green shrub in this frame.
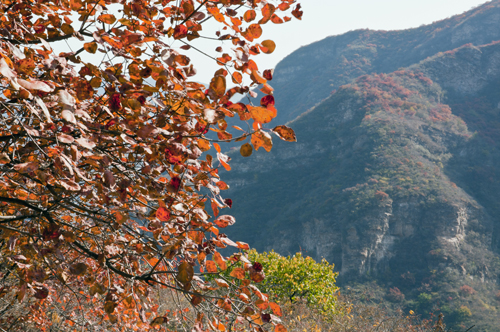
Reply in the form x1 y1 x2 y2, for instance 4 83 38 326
247 250 340 316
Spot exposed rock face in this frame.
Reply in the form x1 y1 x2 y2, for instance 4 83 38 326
222 2 500 329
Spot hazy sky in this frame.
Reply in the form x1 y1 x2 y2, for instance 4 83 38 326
56 0 491 84
185 0 491 83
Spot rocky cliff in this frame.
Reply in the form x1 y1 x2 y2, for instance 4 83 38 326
222 1 500 330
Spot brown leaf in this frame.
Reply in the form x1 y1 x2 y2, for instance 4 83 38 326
59 179 81 191
35 96 52 122
214 215 235 228
104 301 117 314
34 286 49 300
251 130 273 152
177 261 194 286
136 124 158 139
150 316 168 327
98 14 116 24
260 40 276 54
272 125 296 142
83 42 97 54
69 262 87 276
240 143 253 157
14 162 38 173
191 294 202 306
58 90 76 107
292 4 303 20
103 170 115 188
0 58 16 79
209 75 226 100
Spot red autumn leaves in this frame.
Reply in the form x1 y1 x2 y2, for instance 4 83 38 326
0 0 302 331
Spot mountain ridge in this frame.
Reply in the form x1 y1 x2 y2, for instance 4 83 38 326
266 0 500 125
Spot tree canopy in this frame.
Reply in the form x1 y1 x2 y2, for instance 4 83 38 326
0 0 301 330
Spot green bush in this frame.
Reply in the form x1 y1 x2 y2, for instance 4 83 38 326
247 250 340 316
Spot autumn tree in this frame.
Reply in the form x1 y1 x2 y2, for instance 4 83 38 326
0 0 301 330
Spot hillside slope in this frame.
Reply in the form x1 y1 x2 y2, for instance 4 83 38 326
221 2 500 330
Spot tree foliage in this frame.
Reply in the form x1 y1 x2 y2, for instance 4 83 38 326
247 250 340 317
0 0 301 330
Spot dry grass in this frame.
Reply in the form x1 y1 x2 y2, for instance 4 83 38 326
277 296 437 332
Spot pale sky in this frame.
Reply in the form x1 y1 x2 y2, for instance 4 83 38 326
55 0 491 84
184 0 491 83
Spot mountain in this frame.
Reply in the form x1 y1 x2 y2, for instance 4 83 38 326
222 1 500 330
267 1 500 125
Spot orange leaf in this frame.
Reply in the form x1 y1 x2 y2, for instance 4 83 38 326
249 105 274 124
156 207 171 221
61 23 74 35
214 215 235 228
274 324 287 332
243 10 256 22
270 302 282 316
214 278 229 288
250 313 264 325
259 4 275 24
231 72 242 84
250 70 267 84
102 36 123 49
230 268 246 280
206 260 217 273
271 14 284 24
198 139 210 151
213 252 227 271
247 24 262 39
255 299 268 310
173 24 188 39
216 181 229 190
98 13 116 24
236 241 250 250
217 152 231 171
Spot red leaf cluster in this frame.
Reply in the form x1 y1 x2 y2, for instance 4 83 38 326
0 0 301 331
